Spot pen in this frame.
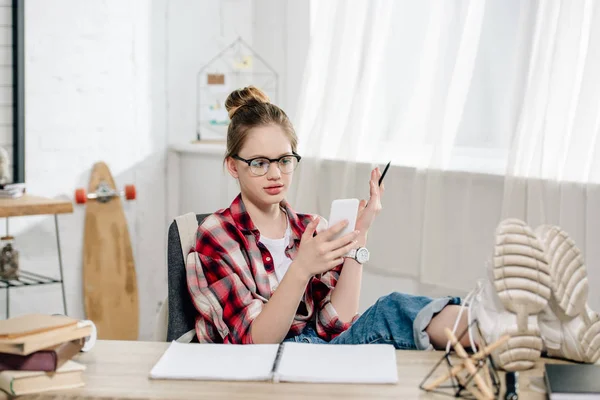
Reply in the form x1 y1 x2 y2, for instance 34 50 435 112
378 161 391 187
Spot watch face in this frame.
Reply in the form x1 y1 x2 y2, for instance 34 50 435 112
356 248 370 263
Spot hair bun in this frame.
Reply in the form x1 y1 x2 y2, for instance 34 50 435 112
225 86 270 119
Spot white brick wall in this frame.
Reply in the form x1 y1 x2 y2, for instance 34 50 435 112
0 0 165 340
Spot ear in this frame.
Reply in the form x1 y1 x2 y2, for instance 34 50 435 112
225 157 239 179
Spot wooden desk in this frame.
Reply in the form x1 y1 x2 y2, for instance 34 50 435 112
15 340 562 399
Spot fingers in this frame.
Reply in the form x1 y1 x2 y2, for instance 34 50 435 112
370 169 380 198
369 180 380 203
357 199 367 219
359 199 367 212
316 230 360 271
324 229 359 252
315 220 327 234
374 167 380 187
373 166 386 194
320 219 349 241
330 239 358 260
302 216 319 241
377 166 385 195
368 166 384 209
327 258 345 269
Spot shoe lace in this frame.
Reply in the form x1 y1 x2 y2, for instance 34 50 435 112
445 281 484 354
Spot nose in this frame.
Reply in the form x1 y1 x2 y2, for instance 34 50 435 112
266 161 281 180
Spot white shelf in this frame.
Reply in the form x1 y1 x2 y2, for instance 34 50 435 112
169 141 226 156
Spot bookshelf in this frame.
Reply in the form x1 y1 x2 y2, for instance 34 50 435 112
0 195 73 318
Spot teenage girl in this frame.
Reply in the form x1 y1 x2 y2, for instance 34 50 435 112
186 86 599 371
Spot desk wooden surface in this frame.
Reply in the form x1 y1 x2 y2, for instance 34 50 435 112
11 340 564 400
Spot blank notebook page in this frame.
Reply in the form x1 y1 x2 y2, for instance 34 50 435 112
275 343 398 384
149 341 279 381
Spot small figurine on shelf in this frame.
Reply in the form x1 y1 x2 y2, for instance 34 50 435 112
0 236 19 279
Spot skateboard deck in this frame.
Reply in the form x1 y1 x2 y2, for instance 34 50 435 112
80 162 139 340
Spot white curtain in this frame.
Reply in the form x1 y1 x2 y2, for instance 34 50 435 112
291 0 600 308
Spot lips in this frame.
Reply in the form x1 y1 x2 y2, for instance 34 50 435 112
264 185 284 195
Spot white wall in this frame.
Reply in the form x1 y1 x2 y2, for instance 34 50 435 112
166 0 310 146
253 0 310 123
0 0 166 340
166 0 252 146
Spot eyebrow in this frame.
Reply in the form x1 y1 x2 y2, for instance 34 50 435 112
245 152 294 159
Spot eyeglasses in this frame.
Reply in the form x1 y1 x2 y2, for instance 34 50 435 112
232 153 302 176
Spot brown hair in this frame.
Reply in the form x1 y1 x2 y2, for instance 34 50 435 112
224 86 297 162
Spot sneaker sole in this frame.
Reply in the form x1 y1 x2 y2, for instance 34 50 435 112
535 225 600 363
492 219 552 371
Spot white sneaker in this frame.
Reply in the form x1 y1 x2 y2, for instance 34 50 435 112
535 224 600 363
451 219 553 371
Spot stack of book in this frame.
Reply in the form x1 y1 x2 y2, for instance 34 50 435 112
0 183 26 199
0 314 93 396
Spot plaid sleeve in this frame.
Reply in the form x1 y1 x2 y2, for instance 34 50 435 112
186 250 263 344
312 264 360 340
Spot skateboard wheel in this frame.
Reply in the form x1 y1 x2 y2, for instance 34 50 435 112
124 185 136 200
75 188 87 204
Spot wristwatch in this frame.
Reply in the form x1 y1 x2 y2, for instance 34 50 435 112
345 247 370 264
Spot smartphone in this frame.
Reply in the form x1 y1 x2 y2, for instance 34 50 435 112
327 198 360 240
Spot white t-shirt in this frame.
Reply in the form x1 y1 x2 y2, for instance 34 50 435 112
260 218 292 283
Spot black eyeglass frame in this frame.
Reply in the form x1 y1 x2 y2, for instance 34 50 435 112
232 153 302 176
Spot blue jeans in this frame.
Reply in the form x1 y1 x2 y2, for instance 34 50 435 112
284 292 461 350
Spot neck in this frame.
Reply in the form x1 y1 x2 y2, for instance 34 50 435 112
241 193 285 235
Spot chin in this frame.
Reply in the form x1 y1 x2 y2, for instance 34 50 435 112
267 192 287 203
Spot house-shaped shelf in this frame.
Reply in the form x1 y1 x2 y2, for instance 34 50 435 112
196 37 279 141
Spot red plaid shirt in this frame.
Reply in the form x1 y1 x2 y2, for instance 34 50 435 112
185 194 357 344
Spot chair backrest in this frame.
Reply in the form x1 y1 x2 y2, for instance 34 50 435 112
166 213 210 342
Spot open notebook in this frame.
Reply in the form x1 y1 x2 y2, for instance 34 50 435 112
149 341 398 384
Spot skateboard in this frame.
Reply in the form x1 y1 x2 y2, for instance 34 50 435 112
75 162 139 340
